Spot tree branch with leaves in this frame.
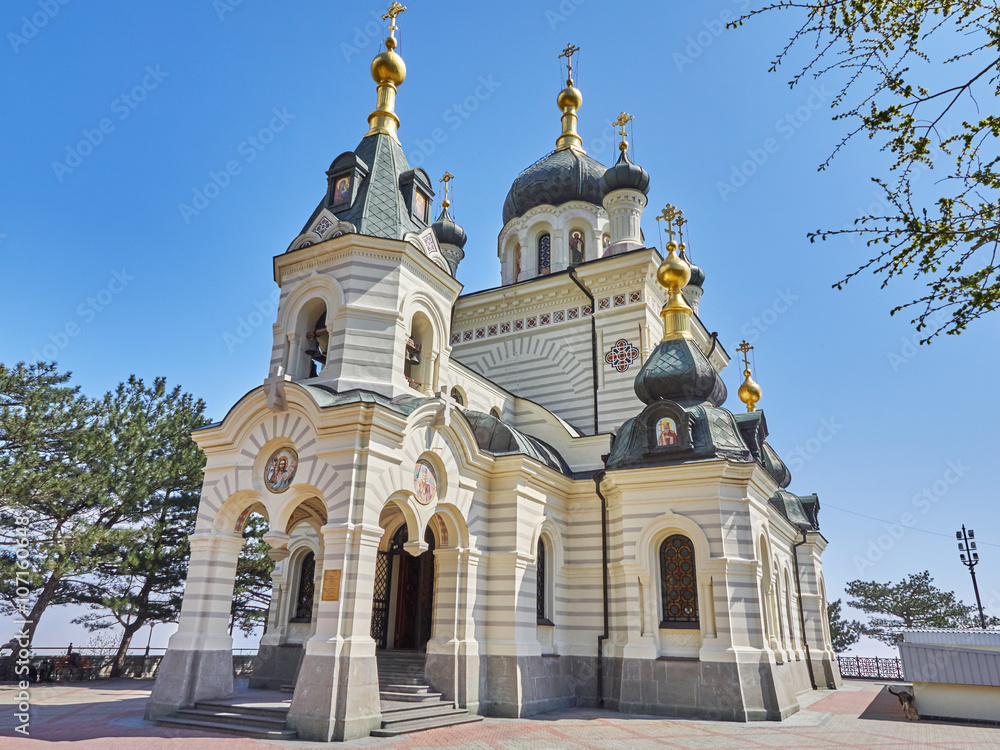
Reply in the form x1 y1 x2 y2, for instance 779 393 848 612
732 1 1000 342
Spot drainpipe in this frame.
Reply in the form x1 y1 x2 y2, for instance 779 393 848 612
792 527 818 690
594 469 609 707
569 268 599 435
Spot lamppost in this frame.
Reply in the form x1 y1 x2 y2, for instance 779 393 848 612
957 525 987 629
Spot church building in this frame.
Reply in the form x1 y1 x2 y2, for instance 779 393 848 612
146 4 841 742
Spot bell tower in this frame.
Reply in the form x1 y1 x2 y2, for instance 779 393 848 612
263 3 463 410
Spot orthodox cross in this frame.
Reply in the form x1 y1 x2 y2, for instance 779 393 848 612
383 2 406 43
675 214 687 246
383 2 406 21
656 204 681 244
736 339 754 371
559 43 581 84
440 171 454 208
614 112 633 150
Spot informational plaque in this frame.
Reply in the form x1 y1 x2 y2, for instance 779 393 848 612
322 569 342 601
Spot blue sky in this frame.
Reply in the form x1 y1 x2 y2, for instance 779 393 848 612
2 0 997 655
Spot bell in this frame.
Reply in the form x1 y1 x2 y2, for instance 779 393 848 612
406 350 421 365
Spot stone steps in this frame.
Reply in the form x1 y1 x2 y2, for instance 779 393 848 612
155 716 296 740
370 713 484 737
153 697 295 740
374 650 482 735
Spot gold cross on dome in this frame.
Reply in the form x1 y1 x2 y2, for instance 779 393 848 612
656 204 680 243
559 43 581 83
675 214 687 245
383 2 406 21
613 112 633 150
736 339 754 369
440 171 454 207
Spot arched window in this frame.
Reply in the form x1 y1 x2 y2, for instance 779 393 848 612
538 233 551 276
450 386 465 405
569 229 585 266
292 551 315 622
536 537 552 624
660 535 698 627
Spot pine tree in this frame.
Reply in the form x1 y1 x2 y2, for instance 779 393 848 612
0 362 124 645
69 376 209 676
846 570 998 645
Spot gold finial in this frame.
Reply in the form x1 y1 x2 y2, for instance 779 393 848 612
555 44 585 153
365 3 408 142
440 171 454 209
736 340 763 412
654 203 692 341
559 42 581 85
614 112 633 152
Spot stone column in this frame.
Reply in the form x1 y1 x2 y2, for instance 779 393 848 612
551 232 568 274
425 547 461 703
145 531 244 719
285 522 384 741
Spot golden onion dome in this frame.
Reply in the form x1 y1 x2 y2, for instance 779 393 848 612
656 242 691 291
371 43 406 86
738 371 763 411
557 85 582 111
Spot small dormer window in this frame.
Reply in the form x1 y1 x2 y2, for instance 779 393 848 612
399 168 435 228
305 312 329 378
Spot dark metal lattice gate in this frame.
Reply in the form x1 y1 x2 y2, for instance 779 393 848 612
370 550 392 649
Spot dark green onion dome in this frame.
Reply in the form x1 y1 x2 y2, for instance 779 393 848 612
502 148 607 225
606 402 752 470
432 205 467 249
633 338 727 408
600 149 650 195
679 247 705 288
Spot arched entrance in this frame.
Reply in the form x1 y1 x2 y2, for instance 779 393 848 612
371 524 435 651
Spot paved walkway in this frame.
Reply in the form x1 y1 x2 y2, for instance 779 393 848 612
2 678 1000 748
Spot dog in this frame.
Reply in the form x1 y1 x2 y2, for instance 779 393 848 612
888 685 919 720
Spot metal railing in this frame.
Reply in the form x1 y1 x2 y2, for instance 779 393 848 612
836 655 905 681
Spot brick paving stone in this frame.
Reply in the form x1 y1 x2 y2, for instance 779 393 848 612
3 679 1000 749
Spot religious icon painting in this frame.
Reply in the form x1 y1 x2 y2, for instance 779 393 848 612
333 176 351 205
414 191 427 222
264 447 298 493
656 417 679 447
570 229 585 265
413 460 437 505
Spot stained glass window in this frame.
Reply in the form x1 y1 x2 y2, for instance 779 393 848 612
538 233 551 275
294 552 316 621
660 535 698 625
536 538 547 622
